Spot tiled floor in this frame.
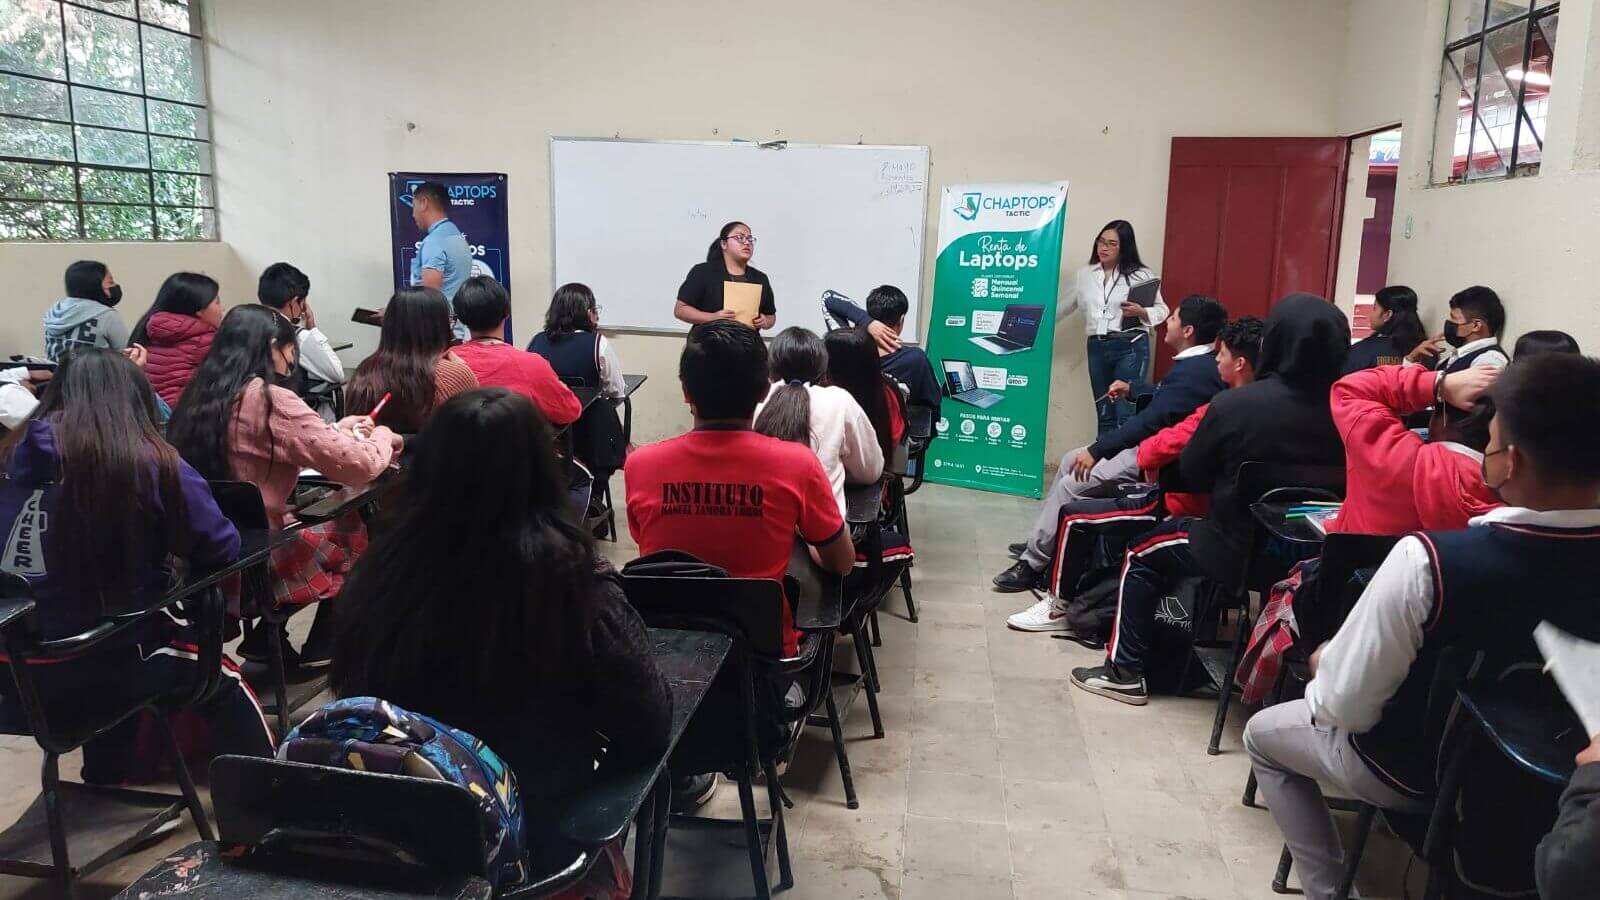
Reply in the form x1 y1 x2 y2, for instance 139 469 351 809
0 482 1422 899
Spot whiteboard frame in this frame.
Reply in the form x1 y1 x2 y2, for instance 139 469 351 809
548 136 932 337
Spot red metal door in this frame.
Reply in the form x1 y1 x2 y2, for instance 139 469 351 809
1156 138 1348 374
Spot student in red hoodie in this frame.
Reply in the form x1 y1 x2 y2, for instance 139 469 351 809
129 272 224 406
1007 316 1262 632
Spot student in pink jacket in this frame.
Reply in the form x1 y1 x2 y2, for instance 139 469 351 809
129 272 223 406
168 306 400 669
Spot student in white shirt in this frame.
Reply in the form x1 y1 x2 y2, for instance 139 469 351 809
257 263 346 387
1058 220 1169 438
754 327 883 516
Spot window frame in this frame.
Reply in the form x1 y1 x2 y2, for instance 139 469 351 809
1436 0 1559 184
0 0 215 241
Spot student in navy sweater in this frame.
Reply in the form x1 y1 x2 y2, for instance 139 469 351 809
1247 352 1600 900
823 285 942 416
992 295 1227 592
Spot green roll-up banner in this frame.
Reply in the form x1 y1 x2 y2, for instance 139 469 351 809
925 182 1069 498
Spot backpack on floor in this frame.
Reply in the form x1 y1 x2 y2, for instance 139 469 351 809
279 696 528 888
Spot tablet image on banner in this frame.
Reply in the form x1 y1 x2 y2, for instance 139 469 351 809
924 182 1068 498
722 281 762 326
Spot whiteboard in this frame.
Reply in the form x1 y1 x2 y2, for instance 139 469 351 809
550 138 928 340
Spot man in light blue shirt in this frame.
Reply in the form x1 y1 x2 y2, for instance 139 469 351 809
408 181 474 337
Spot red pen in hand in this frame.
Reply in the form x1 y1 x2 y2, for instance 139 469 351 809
369 391 391 420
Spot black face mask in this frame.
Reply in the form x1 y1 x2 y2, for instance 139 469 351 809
275 356 301 389
104 284 122 307
1443 319 1467 348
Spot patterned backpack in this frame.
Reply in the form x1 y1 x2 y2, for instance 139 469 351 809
279 697 528 887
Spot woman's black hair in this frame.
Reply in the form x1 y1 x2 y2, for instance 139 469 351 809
1086 220 1144 277
167 305 297 481
330 387 596 710
544 282 597 336
825 328 893 463
706 221 750 264
1513 330 1581 361
1372 285 1426 354
346 287 454 433
0 348 183 592
129 271 219 345
454 275 511 334
64 260 109 303
753 326 826 446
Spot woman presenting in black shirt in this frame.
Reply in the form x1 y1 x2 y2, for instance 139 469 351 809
674 221 776 330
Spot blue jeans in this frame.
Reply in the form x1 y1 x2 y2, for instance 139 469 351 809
1087 333 1149 437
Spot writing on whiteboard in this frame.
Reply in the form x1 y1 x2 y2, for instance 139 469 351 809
878 160 921 184
874 182 925 201
687 209 709 221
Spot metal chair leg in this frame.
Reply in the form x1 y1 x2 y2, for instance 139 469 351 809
1242 769 1260 808
1335 804 1376 900
899 568 918 623
263 618 291 741
823 686 859 809
734 769 771 900
1271 843 1295 893
1208 605 1253 755
763 761 794 891
852 622 884 739
156 713 214 841
40 752 75 898
869 609 882 647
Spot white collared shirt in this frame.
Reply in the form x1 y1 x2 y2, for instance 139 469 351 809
1059 264 1170 336
1306 506 1600 733
1433 336 1508 372
1172 344 1214 362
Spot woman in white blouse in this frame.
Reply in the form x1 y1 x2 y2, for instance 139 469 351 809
1059 220 1169 437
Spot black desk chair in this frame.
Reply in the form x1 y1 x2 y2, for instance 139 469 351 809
620 551 842 900
830 482 890 748
209 480 325 741
880 399 934 627
558 375 623 542
0 573 222 897
1183 461 1345 755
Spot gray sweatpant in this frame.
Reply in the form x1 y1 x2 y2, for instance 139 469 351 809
1244 700 1428 900
1019 445 1140 571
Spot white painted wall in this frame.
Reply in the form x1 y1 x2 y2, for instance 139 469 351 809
189 0 1350 455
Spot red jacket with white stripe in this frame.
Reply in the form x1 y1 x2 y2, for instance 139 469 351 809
1326 365 1500 535
1136 404 1209 519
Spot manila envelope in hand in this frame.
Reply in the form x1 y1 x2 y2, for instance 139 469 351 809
722 281 762 326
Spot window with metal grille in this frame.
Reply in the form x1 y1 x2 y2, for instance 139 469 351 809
0 0 214 240
1432 0 1559 184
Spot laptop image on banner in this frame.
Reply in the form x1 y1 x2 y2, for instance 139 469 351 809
942 359 1004 409
969 304 1044 356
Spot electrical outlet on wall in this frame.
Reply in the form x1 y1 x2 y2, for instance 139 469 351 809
1404 214 1414 239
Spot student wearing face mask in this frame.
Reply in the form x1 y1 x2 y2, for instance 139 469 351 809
44 260 129 361
1245 353 1600 900
167 306 400 669
257 262 346 388
1408 286 1508 431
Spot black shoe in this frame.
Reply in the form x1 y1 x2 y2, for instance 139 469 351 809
235 621 280 665
671 773 720 812
1007 542 1028 559
1069 663 1148 706
992 560 1042 593
297 604 335 670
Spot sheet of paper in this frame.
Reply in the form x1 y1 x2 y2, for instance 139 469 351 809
1533 621 1600 735
722 281 762 326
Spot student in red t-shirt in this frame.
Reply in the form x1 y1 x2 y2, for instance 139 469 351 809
625 320 854 656
451 276 582 427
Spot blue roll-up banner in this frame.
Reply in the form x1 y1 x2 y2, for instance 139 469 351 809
387 172 512 339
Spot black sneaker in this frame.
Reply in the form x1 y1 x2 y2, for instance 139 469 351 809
297 604 335 670
992 560 1043 593
1070 663 1148 706
1007 542 1028 559
235 622 281 665
671 773 720 812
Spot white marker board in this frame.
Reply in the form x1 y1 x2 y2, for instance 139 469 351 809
550 138 928 340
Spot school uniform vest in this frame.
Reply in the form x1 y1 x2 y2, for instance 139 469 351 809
527 330 624 473
526 330 601 387
1442 342 1506 376
1349 520 1600 799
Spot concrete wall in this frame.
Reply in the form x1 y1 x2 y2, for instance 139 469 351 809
191 0 1349 453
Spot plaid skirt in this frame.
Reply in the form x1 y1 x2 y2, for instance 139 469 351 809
269 511 368 607
1234 561 1306 705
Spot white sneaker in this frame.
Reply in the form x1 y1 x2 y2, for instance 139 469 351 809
1007 594 1071 632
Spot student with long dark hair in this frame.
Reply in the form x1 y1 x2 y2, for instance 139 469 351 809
1343 285 1428 373
168 306 400 666
130 271 224 406
453 277 581 425
43 259 128 360
0 349 272 784
331 387 671 896
673 221 775 330
1061 220 1168 436
346 287 478 433
824 327 896 463
754 327 883 515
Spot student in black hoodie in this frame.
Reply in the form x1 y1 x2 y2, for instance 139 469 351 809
1070 293 1348 705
